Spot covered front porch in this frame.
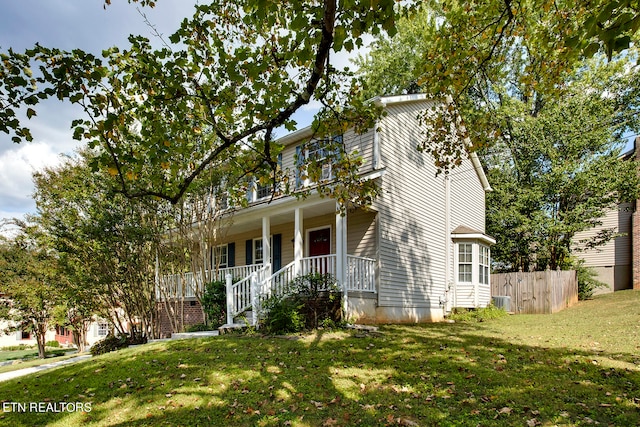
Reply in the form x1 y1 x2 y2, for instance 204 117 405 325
157 195 378 328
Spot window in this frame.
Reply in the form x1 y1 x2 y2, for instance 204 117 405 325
212 244 228 269
458 243 473 283
20 331 31 340
253 238 264 264
216 192 229 210
297 135 343 186
253 237 275 264
479 245 490 285
97 323 109 337
255 154 283 200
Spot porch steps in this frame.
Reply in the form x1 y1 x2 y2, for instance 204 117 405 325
218 310 256 334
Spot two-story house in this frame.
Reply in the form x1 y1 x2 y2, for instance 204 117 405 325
157 94 494 335
573 136 639 293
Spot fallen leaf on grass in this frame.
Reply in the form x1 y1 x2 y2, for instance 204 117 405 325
397 417 419 426
494 407 512 418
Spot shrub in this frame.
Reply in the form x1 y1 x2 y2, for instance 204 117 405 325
0 344 32 351
448 304 508 322
261 273 342 334
45 340 60 348
574 260 607 300
201 279 227 328
90 334 128 356
263 297 306 334
89 333 146 356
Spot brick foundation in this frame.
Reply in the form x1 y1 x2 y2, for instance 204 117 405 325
157 300 206 338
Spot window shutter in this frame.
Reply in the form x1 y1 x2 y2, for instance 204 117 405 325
246 182 253 203
295 145 302 188
228 242 235 267
245 239 253 265
273 234 282 272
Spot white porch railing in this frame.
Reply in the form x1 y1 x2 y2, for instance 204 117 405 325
157 264 264 300
346 255 377 292
160 254 377 325
213 264 264 282
301 254 337 277
266 260 297 299
226 264 271 325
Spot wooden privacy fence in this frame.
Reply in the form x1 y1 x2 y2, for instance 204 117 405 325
490 270 578 314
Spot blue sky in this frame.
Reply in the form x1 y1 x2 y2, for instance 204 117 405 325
0 1 323 229
0 1 199 226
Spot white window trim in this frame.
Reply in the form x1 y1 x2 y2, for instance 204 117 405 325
479 245 490 286
456 242 474 284
453 241 492 289
97 322 109 337
298 136 343 187
254 154 283 201
212 244 229 269
253 236 274 265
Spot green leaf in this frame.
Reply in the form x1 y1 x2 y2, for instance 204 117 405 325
26 108 37 119
333 26 347 52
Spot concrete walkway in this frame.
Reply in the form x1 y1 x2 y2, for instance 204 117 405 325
0 331 220 383
0 354 92 382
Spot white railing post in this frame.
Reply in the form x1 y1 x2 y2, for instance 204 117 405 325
226 273 233 325
294 207 303 277
250 272 259 326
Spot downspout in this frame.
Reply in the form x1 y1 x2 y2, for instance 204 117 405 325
443 172 451 317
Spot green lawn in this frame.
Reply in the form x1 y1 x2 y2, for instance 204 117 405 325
0 347 73 363
0 290 638 426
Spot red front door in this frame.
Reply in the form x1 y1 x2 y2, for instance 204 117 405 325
309 228 331 257
308 227 331 275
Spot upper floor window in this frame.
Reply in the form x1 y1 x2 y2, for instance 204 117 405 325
297 135 343 186
254 154 283 201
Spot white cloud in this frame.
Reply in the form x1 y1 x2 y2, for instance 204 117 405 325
0 141 72 218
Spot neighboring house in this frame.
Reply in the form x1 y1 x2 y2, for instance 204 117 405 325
157 94 494 334
574 137 638 294
0 319 56 348
55 318 112 348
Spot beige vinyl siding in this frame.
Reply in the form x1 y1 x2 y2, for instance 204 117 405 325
220 224 294 268
347 209 377 259
573 203 633 292
447 158 488 288
574 203 632 267
455 283 476 307
449 159 486 233
376 100 448 308
279 128 375 179
343 129 375 174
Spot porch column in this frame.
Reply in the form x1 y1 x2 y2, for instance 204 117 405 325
336 203 348 315
294 207 303 275
262 216 271 273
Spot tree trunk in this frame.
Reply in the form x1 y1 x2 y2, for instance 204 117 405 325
36 326 46 359
72 323 88 353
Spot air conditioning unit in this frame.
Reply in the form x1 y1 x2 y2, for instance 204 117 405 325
492 296 511 312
